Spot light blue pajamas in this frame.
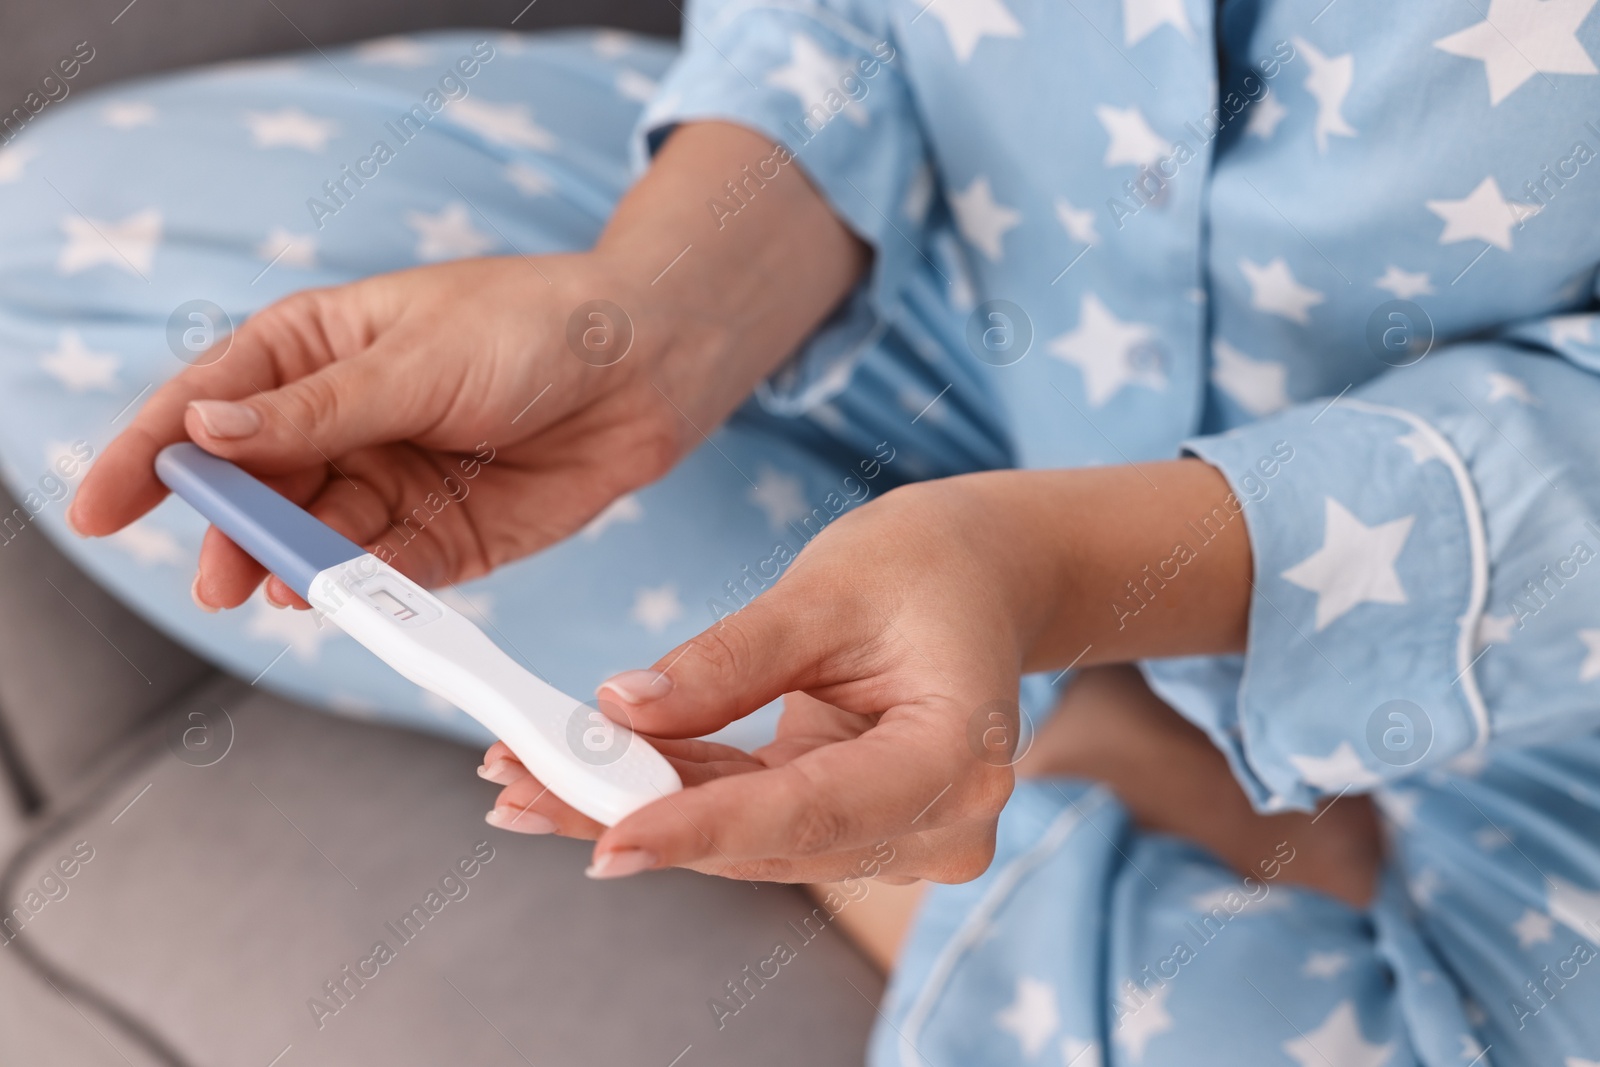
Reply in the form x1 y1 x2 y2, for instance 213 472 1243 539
2 1 1600 1062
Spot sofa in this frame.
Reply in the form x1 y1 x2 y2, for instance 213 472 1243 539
0 3 884 1063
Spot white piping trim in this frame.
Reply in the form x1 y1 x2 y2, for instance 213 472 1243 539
1339 398 1491 747
897 789 1110 1067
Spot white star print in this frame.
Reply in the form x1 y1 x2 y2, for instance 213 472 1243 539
1485 370 1537 404
1395 428 1445 465
1411 867 1444 906
1291 37 1356 153
1211 339 1291 416
1246 89 1288 139
43 441 90 482
1049 293 1165 407
1435 0 1599 105
1290 741 1384 790
1282 497 1414 630
1474 825 1511 850
505 161 554 197
766 34 866 126
448 98 556 150
58 208 162 277
1427 176 1541 251
1375 265 1434 300
616 69 658 104
1550 314 1595 347
246 594 336 661
1284 1002 1393 1067
1114 981 1173 1062
404 203 496 261
1579 629 1600 682
1122 0 1192 45
1477 612 1517 647
1377 789 1422 828
437 586 495 622
922 0 1023 63
904 164 935 222
1303 951 1351 979
110 521 184 565
244 107 338 151
40 331 119 392
1240 256 1325 325
256 226 317 270
950 176 1021 262
580 493 644 540
1513 907 1556 947
593 29 633 58
749 468 812 530
0 143 38 183
994 976 1059 1058
354 35 432 67
631 584 683 632
1055 198 1101 246
1548 875 1600 941
102 101 157 128
1096 104 1171 168
1061 1035 1102 1067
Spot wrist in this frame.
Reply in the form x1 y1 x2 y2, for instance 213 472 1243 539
589 121 868 425
941 462 1254 672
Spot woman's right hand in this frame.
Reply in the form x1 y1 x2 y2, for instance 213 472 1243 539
66 122 868 608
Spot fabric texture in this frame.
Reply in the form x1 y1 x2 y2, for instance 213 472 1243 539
1 6 1600 1064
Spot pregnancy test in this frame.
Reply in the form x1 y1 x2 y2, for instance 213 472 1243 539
154 442 681 825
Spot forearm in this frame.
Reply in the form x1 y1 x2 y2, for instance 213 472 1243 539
594 121 869 423
942 460 1253 672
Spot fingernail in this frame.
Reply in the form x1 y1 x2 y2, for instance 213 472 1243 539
585 848 658 880
600 669 672 705
485 807 557 834
264 585 289 609
188 400 261 439
476 759 526 786
65 503 86 536
191 574 218 614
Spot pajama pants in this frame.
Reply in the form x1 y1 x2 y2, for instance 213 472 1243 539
0 28 1596 1067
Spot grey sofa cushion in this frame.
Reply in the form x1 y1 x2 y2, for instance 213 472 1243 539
2 0 680 112
0 493 213 813
0 682 883 1065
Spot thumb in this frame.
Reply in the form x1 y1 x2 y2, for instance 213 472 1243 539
182 343 433 473
599 595 830 739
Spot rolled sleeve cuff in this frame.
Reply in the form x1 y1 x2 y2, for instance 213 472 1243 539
1142 398 1490 811
634 3 928 411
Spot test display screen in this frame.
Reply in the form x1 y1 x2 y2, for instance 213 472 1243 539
366 588 417 621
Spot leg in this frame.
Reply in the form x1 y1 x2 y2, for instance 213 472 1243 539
824 666 1383 976
0 29 1010 753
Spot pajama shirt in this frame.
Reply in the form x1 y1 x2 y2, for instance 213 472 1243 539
2 2 1600 1062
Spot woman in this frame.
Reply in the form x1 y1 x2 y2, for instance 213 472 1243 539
9 1 1600 1061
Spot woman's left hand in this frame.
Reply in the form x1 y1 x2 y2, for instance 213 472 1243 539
480 460 1252 883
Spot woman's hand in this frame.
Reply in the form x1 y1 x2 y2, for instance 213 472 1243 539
481 461 1255 884
483 477 1033 883
67 122 867 607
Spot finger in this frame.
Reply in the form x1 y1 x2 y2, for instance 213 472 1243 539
488 774 594 838
597 818 993 885
483 736 764 839
594 708 1008 870
193 526 269 611
70 293 337 536
596 592 855 739
181 337 439 476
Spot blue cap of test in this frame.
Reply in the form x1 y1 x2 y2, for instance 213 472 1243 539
155 442 366 599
